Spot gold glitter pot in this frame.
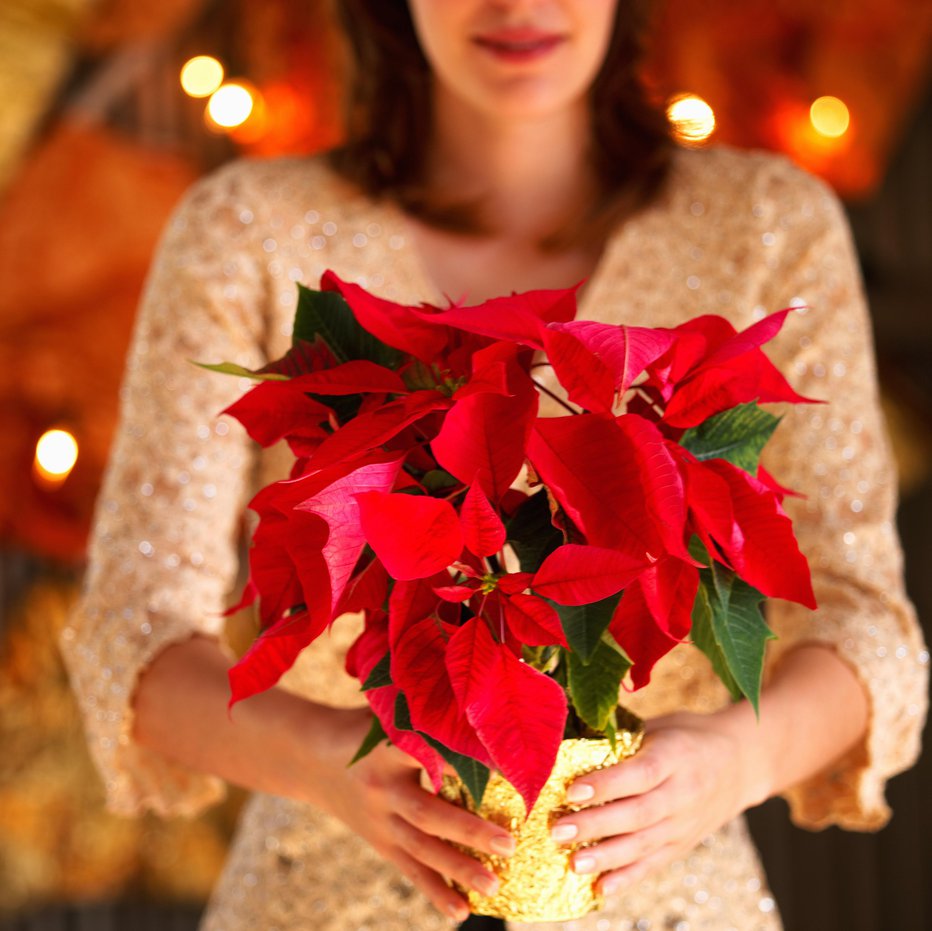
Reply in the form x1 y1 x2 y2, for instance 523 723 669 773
440 709 644 922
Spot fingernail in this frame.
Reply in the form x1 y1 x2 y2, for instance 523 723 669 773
447 902 469 921
566 782 594 803
550 822 578 842
489 835 516 856
472 874 499 897
573 854 597 874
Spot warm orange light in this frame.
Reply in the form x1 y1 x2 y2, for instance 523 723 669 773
35 429 78 483
810 96 850 139
667 94 715 145
180 55 224 98
206 82 256 129
666 93 716 144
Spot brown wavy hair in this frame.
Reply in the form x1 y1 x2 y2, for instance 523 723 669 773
328 0 673 244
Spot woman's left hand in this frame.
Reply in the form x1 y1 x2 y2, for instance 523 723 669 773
550 709 768 896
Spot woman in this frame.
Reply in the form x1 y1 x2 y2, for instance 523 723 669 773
61 1 927 929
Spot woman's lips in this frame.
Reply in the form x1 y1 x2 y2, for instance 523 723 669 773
472 28 566 63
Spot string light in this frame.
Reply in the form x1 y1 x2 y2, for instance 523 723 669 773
206 82 256 130
34 429 78 484
666 93 716 144
810 96 850 138
180 55 224 98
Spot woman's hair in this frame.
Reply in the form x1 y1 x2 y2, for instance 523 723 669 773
328 0 673 245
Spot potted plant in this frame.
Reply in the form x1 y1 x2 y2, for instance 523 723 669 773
202 271 816 921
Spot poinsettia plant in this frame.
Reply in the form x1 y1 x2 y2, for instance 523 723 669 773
202 270 817 815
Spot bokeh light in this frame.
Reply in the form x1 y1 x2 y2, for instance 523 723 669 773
206 82 256 129
810 95 850 138
180 55 224 98
666 93 716 144
35 429 78 483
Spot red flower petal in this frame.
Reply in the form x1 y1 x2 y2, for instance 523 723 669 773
638 557 699 639
446 616 567 813
550 321 676 395
497 571 534 595
756 465 803 502
297 458 403 617
533 544 651 605
322 270 449 361
309 390 450 471
336 557 390 614
434 584 478 603
461 483 507 558
697 460 816 608
229 607 329 705
542 326 616 412
608 585 680 690
527 414 662 559
223 380 331 448
417 286 578 348
388 572 458 646
357 492 464 580
503 594 568 646
432 363 538 502
287 360 408 395
614 416 690 561
346 612 445 788
392 617 491 763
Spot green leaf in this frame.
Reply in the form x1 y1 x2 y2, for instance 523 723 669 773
312 391 363 426
394 692 414 731
192 360 288 381
552 592 621 664
688 535 711 567
361 652 392 691
566 639 631 734
690 582 741 701
506 490 563 573
691 565 776 714
680 402 781 474
294 285 404 368
603 716 618 752
349 714 388 766
422 469 460 493
422 735 490 808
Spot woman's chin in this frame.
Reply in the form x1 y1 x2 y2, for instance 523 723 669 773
446 77 588 127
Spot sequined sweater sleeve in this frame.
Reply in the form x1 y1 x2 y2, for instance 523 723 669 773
60 163 268 817
754 160 928 830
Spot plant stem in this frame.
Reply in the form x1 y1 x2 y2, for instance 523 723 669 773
531 378 581 415
632 386 666 419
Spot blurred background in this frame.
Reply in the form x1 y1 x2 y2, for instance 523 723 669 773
0 0 929 928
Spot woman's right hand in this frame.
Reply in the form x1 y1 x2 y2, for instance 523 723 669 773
132 637 512 921
307 707 515 922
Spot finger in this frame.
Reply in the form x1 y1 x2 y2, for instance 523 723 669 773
569 818 674 876
552 780 673 844
391 782 516 858
390 814 501 899
565 740 672 806
381 743 431 770
392 847 472 923
595 842 681 897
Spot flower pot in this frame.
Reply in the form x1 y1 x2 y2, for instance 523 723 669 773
440 708 644 922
